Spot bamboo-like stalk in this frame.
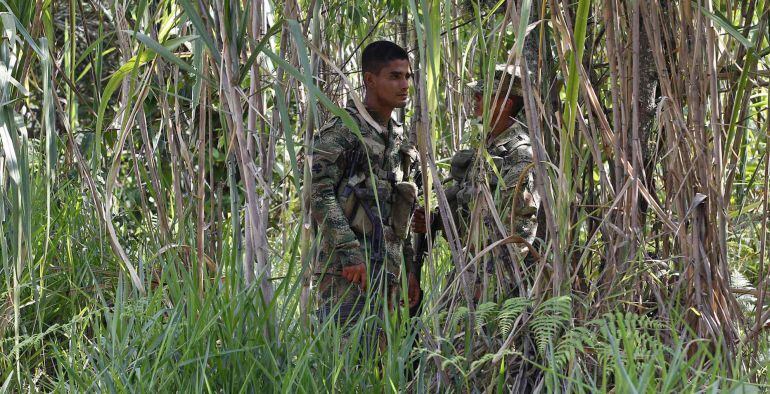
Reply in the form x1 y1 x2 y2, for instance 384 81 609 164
251 0 275 304
409 0 471 307
196 54 208 295
0 11 24 383
299 0 323 322
206 0 272 305
40 36 54 312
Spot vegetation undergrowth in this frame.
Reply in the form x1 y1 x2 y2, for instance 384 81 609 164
1 0 770 391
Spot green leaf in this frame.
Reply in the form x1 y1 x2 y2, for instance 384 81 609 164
0 5 41 56
0 113 19 183
96 34 201 154
698 6 753 48
238 21 283 85
259 47 364 149
511 0 532 59
125 32 200 76
94 51 153 156
177 0 221 64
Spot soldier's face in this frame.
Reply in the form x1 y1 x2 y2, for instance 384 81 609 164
474 93 513 126
364 59 412 109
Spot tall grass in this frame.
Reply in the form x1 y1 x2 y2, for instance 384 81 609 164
1 0 769 391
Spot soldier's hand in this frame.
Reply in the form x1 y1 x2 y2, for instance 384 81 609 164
412 206 429 234
341 263 367 290
407 272 421 308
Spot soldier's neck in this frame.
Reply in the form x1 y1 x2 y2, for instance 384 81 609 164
488 116 515 141
363 95 393 127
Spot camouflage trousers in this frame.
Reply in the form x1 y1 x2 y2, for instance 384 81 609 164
443 244 535 304
314 261 401 352
472 214 538 300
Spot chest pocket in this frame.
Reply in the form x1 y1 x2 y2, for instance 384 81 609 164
334 114 391 234
336 120 417 241
365 136 387 166
450 149 476 182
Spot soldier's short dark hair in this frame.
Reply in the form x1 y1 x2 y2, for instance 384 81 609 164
361 41 408 75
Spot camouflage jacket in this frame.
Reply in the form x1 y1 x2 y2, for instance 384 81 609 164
447 121 539 246
310 101 418 275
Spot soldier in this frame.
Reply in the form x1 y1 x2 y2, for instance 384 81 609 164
413 64 539 300
310 41 421 335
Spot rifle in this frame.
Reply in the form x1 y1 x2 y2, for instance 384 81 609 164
410 173 458 317
340 148 398 303
410 210 441 317
354 185 404 309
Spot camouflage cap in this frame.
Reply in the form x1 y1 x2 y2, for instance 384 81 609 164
467 63 523 99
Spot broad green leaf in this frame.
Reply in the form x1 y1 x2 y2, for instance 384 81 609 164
259 48 363 151
238 21 283 85
0 5 41 56
0 115 18 183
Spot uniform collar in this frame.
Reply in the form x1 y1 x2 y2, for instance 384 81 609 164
346 99 402 130
487 126 515 148
487 121 525 149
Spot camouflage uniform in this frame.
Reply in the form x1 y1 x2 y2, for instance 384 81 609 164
445 66 540 297
310 100 418 326
446 122 539 282
449 123 538 243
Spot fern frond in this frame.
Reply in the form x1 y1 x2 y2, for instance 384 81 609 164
530 295 571 356
441 354 468 373
592 311 667 366
474 302 499 333
469 352 496 373
449 306 470 329
553 326 594 370
497 297 530 337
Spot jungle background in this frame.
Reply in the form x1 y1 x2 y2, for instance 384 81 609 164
1 0 770 391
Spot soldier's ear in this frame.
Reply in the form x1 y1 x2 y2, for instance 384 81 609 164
363 71 375 89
